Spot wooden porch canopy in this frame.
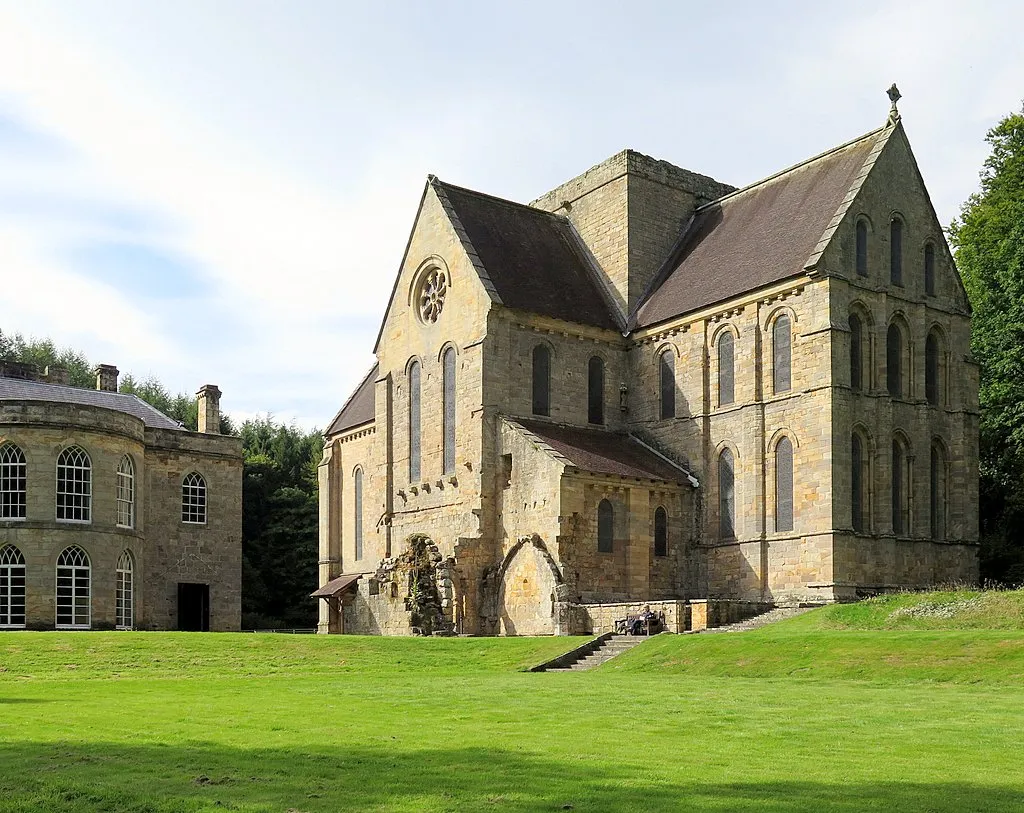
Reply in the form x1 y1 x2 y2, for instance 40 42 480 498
310 573 361 599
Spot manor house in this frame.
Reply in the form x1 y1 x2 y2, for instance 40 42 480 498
0 363 242 631
316 92 979 636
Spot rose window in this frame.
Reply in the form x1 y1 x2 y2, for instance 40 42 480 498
418 268 447 323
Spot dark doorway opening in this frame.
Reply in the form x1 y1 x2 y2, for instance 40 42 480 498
177 583 210 631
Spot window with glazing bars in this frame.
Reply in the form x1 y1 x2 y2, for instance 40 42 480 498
116 550 134 629
0 544 26 628
0 443 26 520
56 446 91 522
116 455 135 528
56 545 90 628
182 472 207 524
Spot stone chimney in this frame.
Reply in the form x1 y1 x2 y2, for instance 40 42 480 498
197 384 222 434
45 365 71 386
95 364 119 392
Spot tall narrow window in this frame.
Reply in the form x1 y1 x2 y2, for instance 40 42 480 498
930 442 946 540
852 433 865 533
116 550 134 630
408 360 421 482
856 220 868 277
354 467 363 560
182 472 207 524
890 218 903 286
56 545 90 629
443 347 456 474
719 448 736 540
925 332 941 406
597 499 614 553
116 455 135 528
588 356 605 425
892 439 906 536
775 437 794 532
532 345 550 417
718 332 734 407
0 443 26 520
0 545 26 629
659 350 675 419
654 506 668 557
849 314 863 391
773 315 792 394
924 243 936 296
886 324 903 398
56 446 91 523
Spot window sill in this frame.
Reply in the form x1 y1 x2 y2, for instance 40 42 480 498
55 519 91 525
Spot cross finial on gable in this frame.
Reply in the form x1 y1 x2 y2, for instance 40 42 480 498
887 83 902 124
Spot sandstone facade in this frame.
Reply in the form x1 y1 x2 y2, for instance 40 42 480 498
317 103 979 636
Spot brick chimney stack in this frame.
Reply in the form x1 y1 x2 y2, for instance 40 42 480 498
95 364 119 392
197 385 222 434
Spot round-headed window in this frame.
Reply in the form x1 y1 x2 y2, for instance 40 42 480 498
417 268 447 324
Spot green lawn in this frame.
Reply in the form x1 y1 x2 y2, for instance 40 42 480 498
2 597 1023 812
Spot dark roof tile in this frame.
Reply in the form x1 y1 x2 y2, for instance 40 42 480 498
326 363 377 436
0 378 183 430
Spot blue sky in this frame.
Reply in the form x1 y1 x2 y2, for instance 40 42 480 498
1 0 1021 429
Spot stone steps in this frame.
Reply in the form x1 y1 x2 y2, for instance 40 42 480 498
700 605 817 633
542 634 651 672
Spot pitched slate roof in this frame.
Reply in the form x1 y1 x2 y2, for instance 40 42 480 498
512 418 695 485
325 363 377 436
0 377 183 430
432 179 620 331
633 126 885 328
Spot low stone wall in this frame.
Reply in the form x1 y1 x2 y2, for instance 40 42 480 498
577 599 772 634
688 599 772 631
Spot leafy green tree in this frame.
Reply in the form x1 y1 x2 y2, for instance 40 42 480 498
0 329 93 386
950 107 1024 584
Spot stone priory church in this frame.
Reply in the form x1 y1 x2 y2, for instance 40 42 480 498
316 91 979 636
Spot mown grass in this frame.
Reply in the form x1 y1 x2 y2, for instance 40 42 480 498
1 594 1023 812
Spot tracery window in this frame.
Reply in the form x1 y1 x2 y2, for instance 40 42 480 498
116 455 135 528
417 267 447 323
924 243 936 296
443 347 456 474
532 345 551 417
718 332 735 407
773 315 792 394
719 448 736 540
56 545 90 629
775 437 794 533
855 220 868 277
0 443 27 520
892 437 910 536
849 313 864 392
925 330 942 407
181 472 207 524
930 442 946 540
597 499 614 553
354 467 363 561
409 360 421 482
659 350 675 420
56 446 91 523
0 544 26 628
890 217 903 286
886 323 904 398
654 506 668 557
588 356 605 425
116 550 134 630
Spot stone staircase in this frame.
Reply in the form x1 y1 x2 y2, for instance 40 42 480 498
700 605 816 633
537 634 651 672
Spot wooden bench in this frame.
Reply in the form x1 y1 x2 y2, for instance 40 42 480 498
614 611 665 636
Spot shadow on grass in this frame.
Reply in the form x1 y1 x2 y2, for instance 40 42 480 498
0 741 1020 813
0 698 52 704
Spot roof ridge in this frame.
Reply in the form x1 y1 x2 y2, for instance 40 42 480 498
696 125 888 213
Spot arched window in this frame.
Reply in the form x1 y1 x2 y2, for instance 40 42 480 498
659 350 675 420
851 433 866 533
719 448 736 540
930 442 946 540
654 506 668 557
891 438 909 536
849 314 863 392
56 446 91 523
354 467 363 561
443 347 456 474
773 315 792 394
182 472 207 524
925 331 942 407
886 323 903 398
532 345 551 417
408 360 421 482
890 218 903 286
56 545 90 629
597 499 614 553
0 442 27 520
116 550 134 630
116 455 135 529
718 332 734 407
924 243 936 296
0 544 26 628
855 220 868 277
775 437 794 532
588 356 605 425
